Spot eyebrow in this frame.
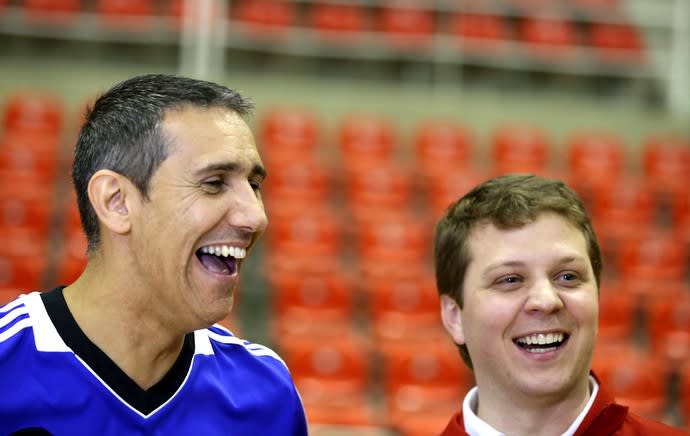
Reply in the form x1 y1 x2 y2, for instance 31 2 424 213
193 162 267 180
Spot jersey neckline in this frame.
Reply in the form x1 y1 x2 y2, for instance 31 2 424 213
40 286 195 415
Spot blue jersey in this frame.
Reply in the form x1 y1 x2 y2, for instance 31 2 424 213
0 289 308 436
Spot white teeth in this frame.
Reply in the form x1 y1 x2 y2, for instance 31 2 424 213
516 332 564 346
200 245 246 259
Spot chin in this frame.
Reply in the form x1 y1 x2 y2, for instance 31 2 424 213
190 295 234 329
518 371 584 399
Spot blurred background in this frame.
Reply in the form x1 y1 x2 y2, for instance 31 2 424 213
0 0 689 434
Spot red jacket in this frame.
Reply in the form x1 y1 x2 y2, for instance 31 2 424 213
439 380 687 435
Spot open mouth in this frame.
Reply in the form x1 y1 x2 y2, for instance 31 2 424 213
513 332 569 354
195 245 246 276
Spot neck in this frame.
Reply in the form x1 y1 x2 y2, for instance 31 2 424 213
475 378 591 436
64 261 187 390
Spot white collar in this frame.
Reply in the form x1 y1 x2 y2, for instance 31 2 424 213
462 375 599 436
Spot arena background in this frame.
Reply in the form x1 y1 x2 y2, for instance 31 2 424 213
0 1 689 434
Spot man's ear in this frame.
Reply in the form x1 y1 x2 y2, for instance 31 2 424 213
440 294 466 345
87 169 137 236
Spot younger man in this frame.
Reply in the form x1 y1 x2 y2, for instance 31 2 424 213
435 174 685 435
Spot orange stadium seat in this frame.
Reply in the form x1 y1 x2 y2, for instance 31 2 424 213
592 343 670 421
97 0 152 17
643 134 690 197
270 269 355 329
0 176 58 236
305 396 378 428
0 132 63 183
379 1 434 48
366 274 442 343
166 0 207 28
262 157 331 204
591 178 656 226
0 228 49 290
491 124 550 176
381 340 472 428
345 162 414 225
338 114 396 173
271 309 353 345
3 91 64 135
355 214 431 287
414 120 473 181
22 0 81 21
280 332 372 419
259 106 320 160
372 309 448 349
449 13 509 54
590 177 657 267
232 0 295 34
425 168 489 220
264 206 342 256
262 205 343 279
617 231 687 284
262 248 342 285
96 0 153 28
309 3 368 41
566 130 626 201
588 22 644 64
597 281 637 343
646 285 690 365
367 274 439 320
519 16 578 60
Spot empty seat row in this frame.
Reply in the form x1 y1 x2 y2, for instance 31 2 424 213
4 0 645 63
259 107 689 190
231 0 644 61
6 0 631 21
258 109 690 251
2 91 65 135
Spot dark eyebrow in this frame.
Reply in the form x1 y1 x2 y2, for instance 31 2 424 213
193 162 266 180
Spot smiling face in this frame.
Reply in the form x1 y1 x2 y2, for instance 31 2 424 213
441 212 598 410
129 105 267 331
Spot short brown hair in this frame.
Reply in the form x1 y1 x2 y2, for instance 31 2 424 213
434 174 602 368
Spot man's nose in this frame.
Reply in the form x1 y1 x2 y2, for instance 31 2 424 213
226 182 268 234
524 278 564 314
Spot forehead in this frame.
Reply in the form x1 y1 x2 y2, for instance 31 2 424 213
466 213 588 263
160 105 261 168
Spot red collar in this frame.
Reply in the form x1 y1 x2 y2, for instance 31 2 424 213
439 372 628 436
